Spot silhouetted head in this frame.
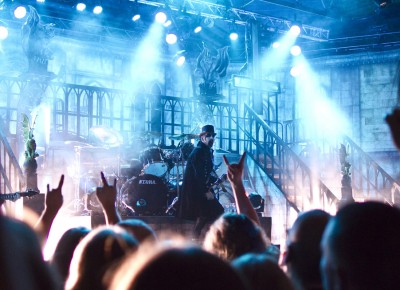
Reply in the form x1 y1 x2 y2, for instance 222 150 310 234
117 219 157 243
109 242 248 290
50 226 91 284
232 253 294 290
203 213 270 261
66 225 138 290
321 202 400 290
283 209 331 290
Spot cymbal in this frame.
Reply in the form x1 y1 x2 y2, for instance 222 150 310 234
215 148 230 154
169 133 199 140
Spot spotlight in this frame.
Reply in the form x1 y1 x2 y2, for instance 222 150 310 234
166 33 177 44
272 41 280 49
173 50 186 66
36 0 45 3
374 0 391 7
155 11 167 24
14 5 27 19
290 65 302 77
76 3 86 11
93 5 102 14
176 55 186 66
132 14 140 21
248 193 265 213
229 32 238 41
290 45 302 56
289 24 301 36
0 25 8 40
164 20 172 27
194 26 202 33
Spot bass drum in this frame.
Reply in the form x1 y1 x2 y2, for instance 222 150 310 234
121 174 168 216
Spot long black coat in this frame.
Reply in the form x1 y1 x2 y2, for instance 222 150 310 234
177 141 221 220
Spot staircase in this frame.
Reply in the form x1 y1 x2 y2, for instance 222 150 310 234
247 104 400 217
243 104 339 214
0 124 25 202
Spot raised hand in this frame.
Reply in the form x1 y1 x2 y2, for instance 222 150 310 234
96 172 120 224
45 174 64 214
223 151 246 185
223 152 260 225
36 174 64 241
385 108 400 150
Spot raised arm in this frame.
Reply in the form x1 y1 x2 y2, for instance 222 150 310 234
385 108 400 151
223 152 260 225
36 174 64 240
96 172 120 225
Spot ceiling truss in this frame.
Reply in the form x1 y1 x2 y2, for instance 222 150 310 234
132 0 330 41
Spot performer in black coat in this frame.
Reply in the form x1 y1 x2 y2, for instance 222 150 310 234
178 125 224 239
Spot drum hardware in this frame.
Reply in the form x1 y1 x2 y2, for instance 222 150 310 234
168 133 199 141
165 196 179 216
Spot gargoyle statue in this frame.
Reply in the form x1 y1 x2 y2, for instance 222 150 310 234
195 43 230 98
21 113 39 161
21 5 55 76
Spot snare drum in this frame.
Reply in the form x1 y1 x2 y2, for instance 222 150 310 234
121 174 168 215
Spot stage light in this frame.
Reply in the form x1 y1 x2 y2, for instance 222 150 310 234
132 14 140 21
164 20 172 27
93 5 102 14
374 0 391 7
194 26 202 33
36 0 45 3
176 55 185 66
290 45 302 56
155 11 167 24
272 41 280 49
249 193 265 213
14 6 27 19
230 31 238 41
290 65 302 77
0 25 8 40
166 33 177 44
289 24 301 36
76 3 86 11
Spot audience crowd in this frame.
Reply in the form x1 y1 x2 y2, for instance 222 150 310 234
1 147 400 290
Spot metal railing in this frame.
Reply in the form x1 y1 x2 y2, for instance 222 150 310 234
0 124 24 194
282 118 400 205
243 104 339 212
0 77 241 153
343 136 400 205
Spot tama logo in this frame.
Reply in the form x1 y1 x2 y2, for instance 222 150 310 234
139 180 156 185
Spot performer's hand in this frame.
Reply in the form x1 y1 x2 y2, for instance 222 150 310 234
96 172 117 212
45 174 64 214
223 151 246 185
386 108 400 150
205 191 214 200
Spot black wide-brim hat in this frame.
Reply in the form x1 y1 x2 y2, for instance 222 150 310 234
200 125 216 136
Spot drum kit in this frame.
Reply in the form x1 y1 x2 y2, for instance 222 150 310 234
73 129 231 216
116 133 200 216
73 132 199 216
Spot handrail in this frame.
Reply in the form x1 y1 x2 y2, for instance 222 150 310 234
343 135 400 205
282 118 400 205
0 125 25 194
243 103 338 212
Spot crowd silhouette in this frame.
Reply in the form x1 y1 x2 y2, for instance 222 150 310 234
1 143 400 290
